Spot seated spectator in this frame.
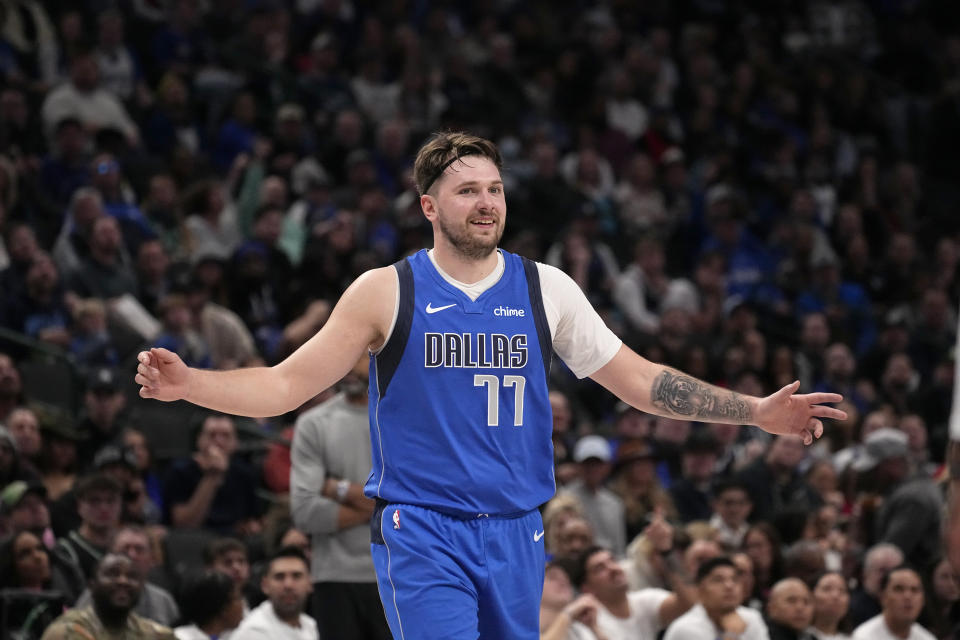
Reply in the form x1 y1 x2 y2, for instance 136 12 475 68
136 239 176 316
0 222 40 302
38 117 91 211
7 406 43 471
737 435 821 524
232 547 317 640
183 273 263 369
52 187 106 277
52 473 122 580
0 530 69 637
182 180 242 265
38 418 83 502
163 414 261 535
808 571 851 640
743 523 785 604
851 566 935 640
610 439 675 542
75 525 179 626
670 431 721 523
0 424 41 487
540 559 606 640
122 428 165 521
782 541 827 586
39 553 174 640
848 543 904 628
556 515 597 560
40 48 140 145
709 478 753 550
0 352 24 422
926 558 960 639
89 152 156 254
203 537 255 614
153 293 213 368
75 367 128 466
2 251 72 348
174 570 245 640
542 493 585 558
562 435 626 557
664 556 769 640
573 545 693 640
765 578 816 640
68 298 119 368
65 215 138 300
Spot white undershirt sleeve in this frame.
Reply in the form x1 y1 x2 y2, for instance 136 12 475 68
537 262 623 379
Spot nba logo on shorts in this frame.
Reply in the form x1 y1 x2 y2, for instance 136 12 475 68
393 509 401 529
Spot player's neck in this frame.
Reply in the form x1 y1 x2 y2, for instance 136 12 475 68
431 244 499 284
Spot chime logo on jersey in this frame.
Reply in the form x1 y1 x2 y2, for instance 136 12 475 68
423 333 529 369
393 509 401 530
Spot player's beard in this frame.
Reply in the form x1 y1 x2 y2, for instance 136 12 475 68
436 207 503 261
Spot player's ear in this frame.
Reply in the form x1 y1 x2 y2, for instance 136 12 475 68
420 194 437 221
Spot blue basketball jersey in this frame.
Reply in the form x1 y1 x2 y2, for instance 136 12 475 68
365 249 555 517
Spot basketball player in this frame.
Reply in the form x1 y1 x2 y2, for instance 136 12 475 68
135 132 846 640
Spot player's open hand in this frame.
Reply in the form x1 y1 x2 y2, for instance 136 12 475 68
135 347 191 402
754 380 847 445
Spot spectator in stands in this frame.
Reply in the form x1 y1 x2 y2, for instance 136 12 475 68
610 439 675 542
164 414 260 535
0 222 40 300
173 570 245 640
925 557 960 639
853 429 942 571
232 547 317 640
563 435 626 557
203 537 254 615
52 187 106 277
0 530 70 638
2 251 72 348
573 545 693 640
40 552 174 640
153 293 212 368
542 493 585 558
737 436 820 524
65 215 138 300
76 367 128 465
851 566 935 640
182 179 242 265
765 578 816 640
52 473 122 580
0 423 40 486
90 153 155 254
612 235 697 336
290 356 389 639
38 117 91 211
183 273 262 370
808 571 851 640
7 406 42 470
68 297 119 368
0 352 23 422
122 428 164 521
94 9 143 103
848 543 904 628
670 430 721 523
556 515 597 560
743 523 785 604
75 525 179 626
40 47 140 146
136 239 175 316
539 559 608 640
710 478 753 551
663 556 769 640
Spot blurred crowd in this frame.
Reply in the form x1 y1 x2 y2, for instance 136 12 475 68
1 0 960 638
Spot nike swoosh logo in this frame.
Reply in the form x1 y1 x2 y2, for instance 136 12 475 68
534 530 545 542
426 303 456 314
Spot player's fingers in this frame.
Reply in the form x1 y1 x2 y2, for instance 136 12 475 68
775 380 801 399
137 362 159 379
152 347 178 363
134 373 154 387
137 351 152 365
795 392 843 404
810 418 824 440
138 385 153 398
809 405 847 420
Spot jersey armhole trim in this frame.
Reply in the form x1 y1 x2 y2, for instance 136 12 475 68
522 256 553 378
375 258 414 397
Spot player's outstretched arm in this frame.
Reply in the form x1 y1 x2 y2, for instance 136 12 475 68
590 345 847 444
135 267 395 417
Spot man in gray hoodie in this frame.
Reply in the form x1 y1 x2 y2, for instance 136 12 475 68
290 356 390 639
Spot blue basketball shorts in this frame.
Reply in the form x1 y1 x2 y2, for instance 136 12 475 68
370 501 546 639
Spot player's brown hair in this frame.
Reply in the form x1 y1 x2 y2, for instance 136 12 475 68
414 132 502 196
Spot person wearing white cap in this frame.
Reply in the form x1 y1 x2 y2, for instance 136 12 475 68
561 435 626 557
854 428 942 572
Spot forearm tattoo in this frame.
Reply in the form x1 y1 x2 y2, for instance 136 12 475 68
651 369 753 422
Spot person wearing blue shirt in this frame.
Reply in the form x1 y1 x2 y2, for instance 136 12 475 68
135 132 845 640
